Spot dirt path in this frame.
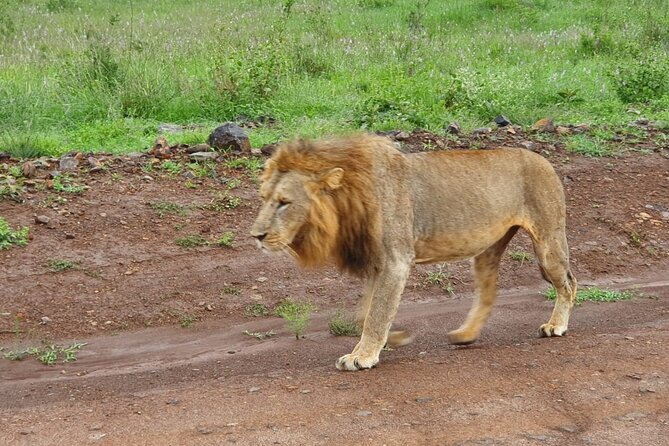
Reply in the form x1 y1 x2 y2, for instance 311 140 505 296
1 132 668 445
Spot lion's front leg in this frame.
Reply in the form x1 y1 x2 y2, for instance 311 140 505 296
336 260 411 371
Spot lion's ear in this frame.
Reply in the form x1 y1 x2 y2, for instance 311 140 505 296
320 168 344 190
261 159 277 182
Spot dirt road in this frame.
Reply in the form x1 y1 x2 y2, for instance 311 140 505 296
1 130 668 445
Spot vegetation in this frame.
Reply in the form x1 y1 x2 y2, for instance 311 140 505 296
0 1 667 154
3 342 86 365
148 201 187 217
544 286 635 305
275 298 316 339
424 264 455 295
328 309 361 337
175 234 209 248
47 258 79 272
508 251 532 265
243 329 276 339
216 231 235 248
0 217 29 250
244 303 270 317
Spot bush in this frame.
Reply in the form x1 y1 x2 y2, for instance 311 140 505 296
610 52 669 103
274 299 315 339
0 217 29 250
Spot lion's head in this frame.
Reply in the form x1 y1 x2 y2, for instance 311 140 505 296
250 137 381 276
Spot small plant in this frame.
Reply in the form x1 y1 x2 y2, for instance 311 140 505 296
424 264 455 295
187 162 217 178
0 217 29 250
222 285 242 296
52 176 86 194
274 299 316 339
202 192 241 211
48 258 79 272
225 157 264 174
3 342 86 365
160 160 182 175
544 286 635 306
629 231 643 247
244 302 269 317
178 313 198 328
508 251 532 265
328 310 361 337
148 201 187 217
243 329 276 339
565 135 610 157
175 234 209 248
217 231 235 248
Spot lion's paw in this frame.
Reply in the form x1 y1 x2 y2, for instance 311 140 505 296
335 353 379 371
539 323 567 337
446 328 478 345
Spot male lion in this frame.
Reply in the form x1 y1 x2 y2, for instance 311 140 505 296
251 135 577 371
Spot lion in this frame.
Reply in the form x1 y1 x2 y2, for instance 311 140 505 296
251 134 577 371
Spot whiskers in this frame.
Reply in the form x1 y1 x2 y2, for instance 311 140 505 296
279 241 298 259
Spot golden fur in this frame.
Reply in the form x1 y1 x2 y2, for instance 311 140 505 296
251 134 577 371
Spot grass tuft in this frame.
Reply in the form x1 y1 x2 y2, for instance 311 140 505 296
544 286 635 305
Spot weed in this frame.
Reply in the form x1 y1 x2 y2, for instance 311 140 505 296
202 192 241 212
225 157 264 175
274 299 316 339
629 231 643 247
243 329 276 340
48 258 79 272
216 231 235 248
226 178 242 190
148 201 187 217
424 264 455 295
509 251 532 265
52 176 86 194
175 234 209 248
160 160 182 175
187 162 216 178
565 135 610 157
222 285 242 296
0 218 29 250
544 286 635 305
3 342 86 365
244 303 269 317
610 51 669 104
328 310 361 337
178 313 198 328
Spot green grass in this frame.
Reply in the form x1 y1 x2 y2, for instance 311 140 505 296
3 342 86 365
508 251 532 265
544 286 635 305
275 298 316 339
328 309 361 337
243 329 276 340
0 217 29 250
0 1 667 154
216 231 235 248
424 264 455 295
244 302 270 317
148 201 187 217
175 234 209 248
47 258 79 272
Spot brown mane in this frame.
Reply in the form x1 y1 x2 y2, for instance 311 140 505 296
270 136 381 277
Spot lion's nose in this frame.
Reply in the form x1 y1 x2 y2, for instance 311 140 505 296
253 232 267 242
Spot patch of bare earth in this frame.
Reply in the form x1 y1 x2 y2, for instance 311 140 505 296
1 129 668 445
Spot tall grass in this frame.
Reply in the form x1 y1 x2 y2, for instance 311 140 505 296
0 0 668 154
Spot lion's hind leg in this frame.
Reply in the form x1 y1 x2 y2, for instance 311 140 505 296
447 227 519 345
532 231 577 337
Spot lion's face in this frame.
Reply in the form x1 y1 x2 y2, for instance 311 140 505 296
250 169 313 254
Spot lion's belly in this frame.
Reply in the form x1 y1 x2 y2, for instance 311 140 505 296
413 223 515 264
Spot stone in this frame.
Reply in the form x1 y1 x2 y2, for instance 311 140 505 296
261 143 278 156
446 121 461 134
394 131 410 141
415 397 433 403
356 411 372 417
59 156 79 172
150 136 172 159
39 316 52 325
0 152 9 160
494 115 511 127
22 161 36 178
634 118 649 126
207 123 251 153
519 141 535 151
87 157 103 173
158 123 184 134
185 143 212 154
618 412 646 421
189 152 218 162
556 126 572 135
248 387 260 393
531 118 555 133
472 127 492 135
35 215 51 225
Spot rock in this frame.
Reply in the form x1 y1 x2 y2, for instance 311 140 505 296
415 397 433 403
0 152 9 160
33 158 51 169
661 211 669 220
22 161 36 178
519 141 535 151
185 143 212 154
59 156 79 172
65 233 75 239
559 425 579 433
260 143 278 156
150 136 172 159
618 412 646 421
356 411 372 417
207 123 251 153
35 215 51 225
127 152 146 161
181 171 196 180
89 424 103 431
189 152 219 162
572 123 590 133
394 131 410 141
472 127 492 135
556 126 572 135
525 434 552 442
87 156 103 173
248 387 260 393
196 426 213 435
158 123 184 134
446 121 461 134
634 118 649 126
531 118 555 133
494 115 511 127
39 316 52 325
251 148 262 156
